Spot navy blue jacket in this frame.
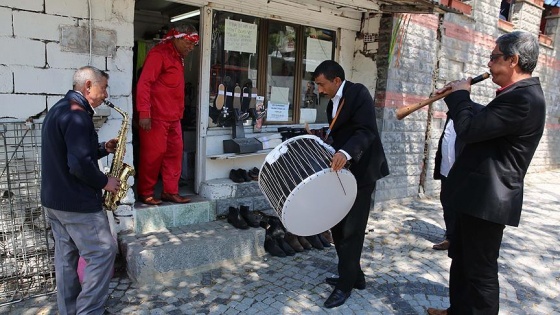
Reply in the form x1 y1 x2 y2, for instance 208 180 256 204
41 90 109 212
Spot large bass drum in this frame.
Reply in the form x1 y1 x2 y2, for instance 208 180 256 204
258 135 357 236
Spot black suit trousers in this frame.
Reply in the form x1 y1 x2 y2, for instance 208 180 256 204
331 183 375 292
448 213 505 315
440 176 455 239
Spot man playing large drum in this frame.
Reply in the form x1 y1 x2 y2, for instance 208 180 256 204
313 60 389 308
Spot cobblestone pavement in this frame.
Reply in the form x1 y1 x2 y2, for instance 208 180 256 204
2 169 559 315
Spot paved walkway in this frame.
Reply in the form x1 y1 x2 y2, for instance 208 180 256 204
2 169 559 315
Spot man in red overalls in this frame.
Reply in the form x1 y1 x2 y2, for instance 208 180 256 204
135 25 199 205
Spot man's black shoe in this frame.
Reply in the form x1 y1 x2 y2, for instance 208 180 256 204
239 205 260 228
264 235 286 257
306 235 324 250
227 207 249 229
267 216 286 238
317 233 332 247
325 277 366 290
275 236 295 256
237 168 252 182
324 288 351 308
297 236 313 250
229 169 244 183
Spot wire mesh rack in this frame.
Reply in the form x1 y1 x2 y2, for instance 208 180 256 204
0 120 55 306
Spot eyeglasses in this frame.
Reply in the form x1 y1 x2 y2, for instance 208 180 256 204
489 53 505 61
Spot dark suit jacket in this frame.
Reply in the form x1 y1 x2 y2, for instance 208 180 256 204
442 77 545 226
327 81 389 188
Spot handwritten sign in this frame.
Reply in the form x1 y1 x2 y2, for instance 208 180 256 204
224 19 257 54
305 37 332 72
266 102 289 121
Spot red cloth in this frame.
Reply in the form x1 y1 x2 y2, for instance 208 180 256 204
136 40 185 121
164 29 199 44
137 119 183 197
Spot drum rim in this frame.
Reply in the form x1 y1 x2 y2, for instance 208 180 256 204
260 135 335 167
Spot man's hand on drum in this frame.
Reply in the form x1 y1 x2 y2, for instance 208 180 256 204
331 151 347 172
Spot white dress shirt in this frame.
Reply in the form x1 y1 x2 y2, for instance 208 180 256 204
330 81 351 161
440 119 456 177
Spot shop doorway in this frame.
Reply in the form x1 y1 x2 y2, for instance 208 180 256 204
132 0 201 197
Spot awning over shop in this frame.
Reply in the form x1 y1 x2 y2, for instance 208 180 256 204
296 0 463 14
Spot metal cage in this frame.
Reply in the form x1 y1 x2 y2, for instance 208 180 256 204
0 120 55 305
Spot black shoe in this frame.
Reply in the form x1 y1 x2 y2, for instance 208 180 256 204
264 235 286 257
267 216 286 238
317 233 332 247
229 169 244 183
324 288 351 308
239 205 260 228
306 235 324 250
325 277 366 290
237 168 252 182
275 237 295 256
248 167 259 180
297 236 313 250
227 207 249 229
284 232 304 252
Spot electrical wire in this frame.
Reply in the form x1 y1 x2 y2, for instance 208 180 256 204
88 0 92 65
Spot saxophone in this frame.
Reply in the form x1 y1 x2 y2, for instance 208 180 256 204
103 100 135 211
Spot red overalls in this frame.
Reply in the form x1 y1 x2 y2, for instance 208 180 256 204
136 40 185 197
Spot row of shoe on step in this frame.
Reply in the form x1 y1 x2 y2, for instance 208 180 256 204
229 167 259 183
261 214 333 257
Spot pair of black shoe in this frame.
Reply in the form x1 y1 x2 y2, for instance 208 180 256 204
261 215 295 257
227 206 260 229
264 235 296 257
229 169 252 183
303 233 331 250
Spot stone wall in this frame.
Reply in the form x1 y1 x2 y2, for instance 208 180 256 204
367 0 560 202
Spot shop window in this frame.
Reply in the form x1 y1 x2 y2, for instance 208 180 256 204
209 10 335 126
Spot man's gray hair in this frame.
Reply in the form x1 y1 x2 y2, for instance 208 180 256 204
72 66 109 89
496 31 539 74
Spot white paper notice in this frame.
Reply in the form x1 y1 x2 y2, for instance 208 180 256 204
306 37 332 72
266 102 289 121
270 86 290 104
224 20 258 54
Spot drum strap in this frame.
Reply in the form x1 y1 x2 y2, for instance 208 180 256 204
324 98 345 141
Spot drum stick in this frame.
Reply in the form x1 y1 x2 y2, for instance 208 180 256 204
396 72 490 120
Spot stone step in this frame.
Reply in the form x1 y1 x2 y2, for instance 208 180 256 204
134 195 214 234
119 219 265 286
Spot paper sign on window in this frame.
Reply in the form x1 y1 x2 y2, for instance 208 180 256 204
224 20 258 54
266 102 289 121
305 38 332 73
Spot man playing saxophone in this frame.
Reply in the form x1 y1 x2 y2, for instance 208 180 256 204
41 66 119 315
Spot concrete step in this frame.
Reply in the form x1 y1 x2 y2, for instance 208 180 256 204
133 195 214 234
119 219 265 286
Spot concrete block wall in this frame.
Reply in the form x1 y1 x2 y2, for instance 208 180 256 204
0 0 136 222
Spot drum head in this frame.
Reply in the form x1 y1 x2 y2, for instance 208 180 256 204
281 169 357 236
